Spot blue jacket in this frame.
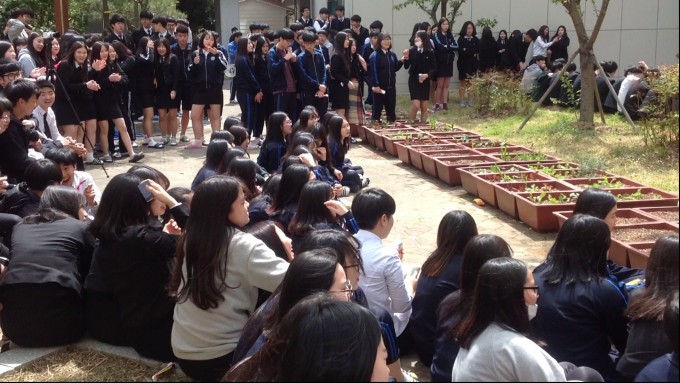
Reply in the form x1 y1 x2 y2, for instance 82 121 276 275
635 352 679 382
369 49 403 90
297 48 327 93
188 49 227 87
532 264 629 379
267 46 297 93
257 141 287 174
233 55 261 93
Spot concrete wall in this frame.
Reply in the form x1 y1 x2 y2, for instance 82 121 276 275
238 0 296 33
306 0 679 93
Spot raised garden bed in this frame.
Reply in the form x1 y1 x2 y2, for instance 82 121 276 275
458 165 529 196
553 208 663 230
611 222 679 268
394 138 450 165
626 243 653 269
494 180 577 219
635 206 679 227
407 143 464 170
561 176 646 191
372 128 424 152
378 129 429 156
515 191 581 232
475 172 553 209
421 149 481 178
459 139 513 149
434 154 498 186
611 187 679 209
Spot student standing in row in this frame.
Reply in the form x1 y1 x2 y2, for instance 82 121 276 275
268 29 298 122
370 33 404 123
253 36 272 148
297 31 328 117
456 21 480 108
234 37 262 142
171 25 194 143
405 30 436 122
134 37 163 149
329 32 352 118
154 39 179 146
432 18 457 112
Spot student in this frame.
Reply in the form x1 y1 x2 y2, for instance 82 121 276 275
430 234 513 382
521 54 548 94
107 41 137 154
234 37 262 142
132 37 162 149
151 16 177 46
297 6 314 28
409 211 477 367
244 220 293 263
404 30 436 122
247 173 281 226
329 5 351 39
347 39 367 130
353 188 412 338
105 14 135 52
496 29 508 66
225 293 389 382
170 176 289 381
253 36 272 148
154 38 180 146
0 79 38 182
5 7 34 42
596 60 618 113
0 186 94 347
257 112 292 173
0 42 17 60
0 159 62 218
85 173 186 361
350 15 369 47
635 293 679 382
328 115 367 192
226 157 259 201
90 42 144 162
31 80 86 157
533 25 559 61
478 27 497 72
457 21 480 107
268 29 298 121
432 18 457 111
171 25 194 143
191 139 230 190
186 31 227 149
132 10 155 47
314 8 331 33
298 31 328 117
498 30 525 72
452 258 603 382
550 26 570 63
532 214 628 379
618 236 678 380
362 31 379 107
370 32 404 122
44 148 100 217
17 32 46 79
329 32 353 118
268 163 314 235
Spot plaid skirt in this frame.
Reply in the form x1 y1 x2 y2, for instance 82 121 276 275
346 78 365 125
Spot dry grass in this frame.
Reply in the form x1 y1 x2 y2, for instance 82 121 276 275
398 95 679 193
0 348 189 382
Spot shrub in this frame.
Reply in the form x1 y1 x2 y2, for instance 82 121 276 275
639 64 679 157
469 70 531 117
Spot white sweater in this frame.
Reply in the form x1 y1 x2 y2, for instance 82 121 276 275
171 231 289 360
452 323 567 382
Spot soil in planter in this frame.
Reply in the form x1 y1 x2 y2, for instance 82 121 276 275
618 217 655 226
443 159 489 165
510 184 558 193
616 191 665 201
469 166 526 175
647 211 679 223
483 173 543 183
613 228 678 243
498 152 546 161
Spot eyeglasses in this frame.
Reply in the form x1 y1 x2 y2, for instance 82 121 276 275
330 280 354 300
524 286 539 293
0 113 11 121
2 72 22 80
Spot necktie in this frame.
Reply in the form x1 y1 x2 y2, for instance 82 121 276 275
118 34 123 40
43 112 52 139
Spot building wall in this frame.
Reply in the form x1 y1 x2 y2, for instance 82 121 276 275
239 0 295 32
311 0 679 93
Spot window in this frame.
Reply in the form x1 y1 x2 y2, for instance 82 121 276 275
327 0 345 12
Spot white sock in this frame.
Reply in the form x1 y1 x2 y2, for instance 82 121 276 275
86 152 94 162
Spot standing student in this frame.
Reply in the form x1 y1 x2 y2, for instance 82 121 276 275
457 21 480 107
234 38 262 142
329 32 352 118
498 30 524 72
362 31 379 107
151 16 177 46
135 37 163 149
404 30 436 122
186 31 227 149
109 41 138 155
350 15 370 48
53 42 102 164
347 38 367 131
297 31 328 117
253 36 272 148
297 6 314 28
170 176 289 381
171 25 194 143
369 33 404 122
105 14 135 52
478 27 497 72
132 10 155 48
90 42 143 163
533 25 559 62
432 18 457 111
154 38 180 146
550 26 570 63
268 28 298 121
314 8 331 33
329 5 351 39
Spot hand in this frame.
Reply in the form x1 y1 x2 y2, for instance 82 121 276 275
358 55 367 70
0 264 7 280
30 67 46 78
333 169 343 181
332 184 343 198
373 86 383 94
170 90 176 100
255 92 263 103
298 152 316 167
553 36 560 42
324 199 349 216
403 49 409 59
85 184 97 207
163 219 182 235
315 90 325 98
93 60 106 71
147 39 155 49
418 73 428 83
109 73 121 82
144 179 178 207
207 47 218 55
319 84 327 93
347 81 355 90
193 55 200 64
519 62 526 71
153 78 158 89
0 176 8 195
86 80 101 91
498 49 506 54
316 146 327 159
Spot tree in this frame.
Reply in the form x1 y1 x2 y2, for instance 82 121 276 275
176 0 216 32
393 0 467 26
1 0 56 32
557 0 611 128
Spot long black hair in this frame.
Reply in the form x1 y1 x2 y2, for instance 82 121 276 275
270 163 311 214
457 258 530 349
236 37 253 65
25 32 47 68
333 31 351 72
288 181 336 236
572 188 616 220
537 25 550 43
459 21 477 37
422 210 478 278
24 185 85 224
171 175 244 310
327 115 349 157
541 214 611 285
89 173 151 241
245 221 290 262
227 157 258 200
262 112 289 147
298 229 364 275
204 139 231 169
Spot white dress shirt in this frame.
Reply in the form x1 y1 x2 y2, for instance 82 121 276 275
355 230 412 336
32 106 63 142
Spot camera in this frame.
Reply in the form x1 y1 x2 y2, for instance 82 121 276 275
42 31 61 39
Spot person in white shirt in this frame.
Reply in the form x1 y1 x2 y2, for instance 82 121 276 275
617 64 646 112
451 257 603 382
352 187 413 337
44 148 101 218
313 8 331 33
4 7 33 42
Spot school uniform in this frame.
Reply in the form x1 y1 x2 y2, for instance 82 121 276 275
256 140 287 174
105 32 135 52
362 44 376 106
369 49 403 122
430 290 464 382
154 54 180 110
551 35 570 62
0 116 33 183
152 31 177 46
132 26 154 48
171 43 194 111
113 55 137 152
0 182 40 217
329 139 363 192
432 31 457 78
347 53 366 126
135 48 156 109
297 48 328 116
478 38 498 72
457 35 480 81
234 55 261 137
268 46 298 121
330 17 351 39
188 49 227 106
404 46 436 101
351 27 370 49
254 54 273 139
54 61 96 124
635 352 679 382
90 61 127 121
329 54 351 110
297 17 314 28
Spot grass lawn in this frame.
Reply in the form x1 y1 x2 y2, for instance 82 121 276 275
398 96 679 193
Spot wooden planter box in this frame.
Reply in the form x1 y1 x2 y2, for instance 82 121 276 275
561 176 646 191
515 191 581 232
474 145 535 156
611 187 679 209
611 222 679 268
635 206 679 228
554 208 663 230
494 180 577 219
434 154 498 186
421 149 481 178
457 165 530 196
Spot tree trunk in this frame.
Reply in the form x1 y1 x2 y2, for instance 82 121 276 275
578 52 596 128
441 0 447 19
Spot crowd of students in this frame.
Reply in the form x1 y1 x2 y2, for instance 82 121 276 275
1 4 679 383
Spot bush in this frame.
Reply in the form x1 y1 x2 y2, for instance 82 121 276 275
469 70 531 117
640 64 679 156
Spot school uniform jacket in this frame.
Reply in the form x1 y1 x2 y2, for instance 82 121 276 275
105 33 135 52
171 43 193 86
369 50 403 90
188 49 228 88
267 46 297 94
154 55 179 91
234 55 261 93
297 49 327 94
404 47 436 79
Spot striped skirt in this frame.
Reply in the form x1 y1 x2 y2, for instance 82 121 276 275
346 78 365 125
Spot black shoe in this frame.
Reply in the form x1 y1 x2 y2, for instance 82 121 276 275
361 177 371 188
129 152 145 163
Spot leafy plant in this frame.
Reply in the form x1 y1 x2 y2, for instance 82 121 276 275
529 192 580 204
585 177 624 189
524 184 555 193
639 64 679 157
616 189 664 201
469 70 532 117
498 148 547 161
476 17 498 29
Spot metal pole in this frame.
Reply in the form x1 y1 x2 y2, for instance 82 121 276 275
518 49 579 131
594 85 606 124
592 52 638 130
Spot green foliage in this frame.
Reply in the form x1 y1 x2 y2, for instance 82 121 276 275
469 70 531 117
585 177 624 189
529 192 580 204
639 64 680 157
476 17 497 29
1 0 55 32
615 189 663 201
176 0 215 32
393 0 467 25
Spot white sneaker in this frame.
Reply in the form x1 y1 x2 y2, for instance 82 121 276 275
170 137 177 146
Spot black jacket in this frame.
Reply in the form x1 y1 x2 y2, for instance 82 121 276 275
0 183 40 218
151 31 177 46
171 43 193 84
432 31 457 68
90 61 128 103
330 17 350 37
154 54 179 91
0 118 32 183
132 27 154 48
297 49 327 93
104 32 135 52
404 47 436 79
234 55 261 93
254 55 271 92
135 48 156 92
189 49 227 88
369 49 403 90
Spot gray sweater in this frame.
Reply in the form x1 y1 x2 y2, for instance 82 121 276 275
452 323 566 382
171 231 289 360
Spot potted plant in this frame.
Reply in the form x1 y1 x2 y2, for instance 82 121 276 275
494 180 577 218
458 164 529 196
380 130 429 156
561 176 645 191
407 142 465 170
420 148 481 178
434 154 498 186
394 137 445 165
489 148 560 166
612 187 679 209
515 191 581 232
